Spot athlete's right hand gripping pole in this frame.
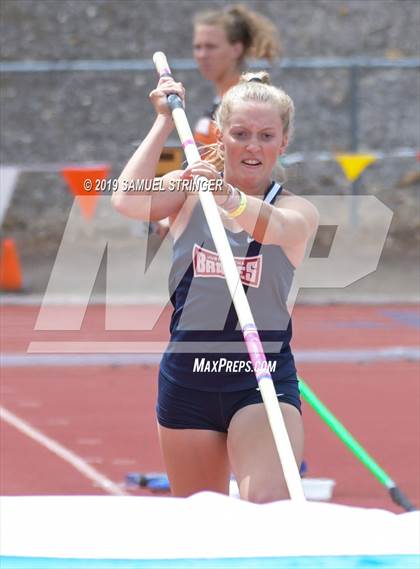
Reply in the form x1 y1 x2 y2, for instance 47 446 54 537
153 51 305 502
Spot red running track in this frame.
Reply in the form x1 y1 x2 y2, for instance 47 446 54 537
1 303 419 512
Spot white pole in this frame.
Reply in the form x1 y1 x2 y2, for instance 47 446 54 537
153 52 305 502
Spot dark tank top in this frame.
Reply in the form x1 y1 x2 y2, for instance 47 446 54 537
160 182 297 391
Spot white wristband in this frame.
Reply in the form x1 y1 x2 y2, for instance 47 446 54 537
220 184 241 212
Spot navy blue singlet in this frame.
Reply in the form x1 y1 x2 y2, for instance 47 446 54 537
160 182 297 392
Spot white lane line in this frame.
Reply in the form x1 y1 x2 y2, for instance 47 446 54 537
295 346 420 363
1 346 419 367
0 406 127 496
2 352 161 366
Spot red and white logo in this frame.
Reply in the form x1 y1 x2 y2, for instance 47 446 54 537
192 244 262 288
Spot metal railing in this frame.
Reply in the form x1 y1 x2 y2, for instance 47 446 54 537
1 56 418 153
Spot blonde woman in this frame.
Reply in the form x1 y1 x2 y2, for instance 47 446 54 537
113 72 318 503
193 4 281 145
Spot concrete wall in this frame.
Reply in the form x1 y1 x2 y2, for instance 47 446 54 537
1 0 419 264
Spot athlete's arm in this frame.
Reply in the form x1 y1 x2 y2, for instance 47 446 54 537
242 193 319 249
179 160 319 249
112 77 187 221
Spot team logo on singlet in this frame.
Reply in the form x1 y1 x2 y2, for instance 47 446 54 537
192 244 262 288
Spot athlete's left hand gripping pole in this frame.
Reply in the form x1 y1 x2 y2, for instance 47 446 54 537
153 51 305 502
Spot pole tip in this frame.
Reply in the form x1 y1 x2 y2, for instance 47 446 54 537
152 51 164 64
390 486 417 512
153 52 170 76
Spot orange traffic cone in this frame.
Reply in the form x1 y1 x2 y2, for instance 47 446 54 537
0 238 23 291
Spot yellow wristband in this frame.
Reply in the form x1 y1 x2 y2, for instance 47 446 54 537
228 191 248 218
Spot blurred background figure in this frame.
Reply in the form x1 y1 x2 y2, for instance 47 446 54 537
193 4 281 145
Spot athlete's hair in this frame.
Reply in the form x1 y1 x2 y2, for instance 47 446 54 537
216 71 294 137
193 4 281 62
202 72 293 179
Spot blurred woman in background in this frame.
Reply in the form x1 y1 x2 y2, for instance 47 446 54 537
193 4 281 145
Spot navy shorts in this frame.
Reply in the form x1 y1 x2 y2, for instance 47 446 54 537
157 371 301 433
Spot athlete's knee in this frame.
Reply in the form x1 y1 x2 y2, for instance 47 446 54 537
246 483 289 504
